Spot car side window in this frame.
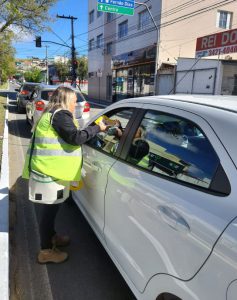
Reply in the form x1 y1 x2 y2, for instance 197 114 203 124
126 110 220 189
87 108 134 156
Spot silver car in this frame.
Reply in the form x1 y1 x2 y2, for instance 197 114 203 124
72 94 237 300
15 82 40 113
26 84 90 126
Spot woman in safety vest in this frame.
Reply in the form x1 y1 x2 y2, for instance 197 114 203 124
22 86 107 264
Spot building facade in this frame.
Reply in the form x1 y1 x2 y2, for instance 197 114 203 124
88 0 237 102
88 0 161 102
159 0 237 64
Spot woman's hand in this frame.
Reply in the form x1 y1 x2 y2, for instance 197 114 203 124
98 121 108 132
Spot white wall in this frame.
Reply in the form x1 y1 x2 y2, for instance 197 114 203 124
176 58 223 94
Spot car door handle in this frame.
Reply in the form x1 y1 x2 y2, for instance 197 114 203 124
158 205 190 233
91 161 102 172
83 160 102 172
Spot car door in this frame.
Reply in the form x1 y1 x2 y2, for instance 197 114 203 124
72 103 142 239
104 103 237 292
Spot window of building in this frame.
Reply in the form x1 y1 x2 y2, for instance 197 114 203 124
89 38 95 51
88 72 94 78
138 9 151 29
107 12 114 22
126 110 220 190
96 34 103 48
106 42 113 54
118 20 128 39
89 10 94 24
97 10 103 18
216 10 232 29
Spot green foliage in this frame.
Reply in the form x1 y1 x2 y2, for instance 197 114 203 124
0 32 16 83
54 61 70 82
0 0 57 34
77 56 88 84
24 68 42 82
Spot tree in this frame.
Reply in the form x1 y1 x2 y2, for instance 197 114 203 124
0 32 16 83
24 68 42 82
54 61 70 82
77 56 88 87
0 0 57 34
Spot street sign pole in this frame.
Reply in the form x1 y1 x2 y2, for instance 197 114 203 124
97 0 159 95
135 1 159 95
45 45 49 85
97 0 135 16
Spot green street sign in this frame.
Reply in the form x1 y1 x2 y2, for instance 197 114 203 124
97 3 134 16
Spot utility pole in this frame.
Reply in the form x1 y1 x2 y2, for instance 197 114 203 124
135 2 159 95
45 45 49 84
57 14 78 87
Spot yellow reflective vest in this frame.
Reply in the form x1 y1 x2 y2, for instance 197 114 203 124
22 112 82 181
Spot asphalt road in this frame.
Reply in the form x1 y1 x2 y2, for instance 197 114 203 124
3 84 136 300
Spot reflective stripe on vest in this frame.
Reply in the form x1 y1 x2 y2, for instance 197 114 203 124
27 149 82 157
34 136 68 145
23 111 82 181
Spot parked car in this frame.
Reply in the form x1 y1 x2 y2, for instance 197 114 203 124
25 84 90 126
72 94 237 300
15 82 40 113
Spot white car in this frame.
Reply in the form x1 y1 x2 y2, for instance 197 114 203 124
72 94 237 300
26 84 90 126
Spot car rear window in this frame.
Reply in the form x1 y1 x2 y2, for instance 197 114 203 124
41 90 55 101
22 84 37 91
76 92 85 103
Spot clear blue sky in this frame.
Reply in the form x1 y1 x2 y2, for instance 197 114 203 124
14 0 89 59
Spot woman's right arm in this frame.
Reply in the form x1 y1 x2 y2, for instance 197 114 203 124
52 110 106 146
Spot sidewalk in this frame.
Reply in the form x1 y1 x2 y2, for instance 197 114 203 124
0 96 9 300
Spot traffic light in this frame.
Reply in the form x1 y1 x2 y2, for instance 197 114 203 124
73 60 78 69
35 36 41 47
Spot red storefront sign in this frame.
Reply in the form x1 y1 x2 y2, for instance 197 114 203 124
195 28 237 58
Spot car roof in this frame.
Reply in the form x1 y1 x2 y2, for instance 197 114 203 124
36 84 83 93
23 82 40 86
37 84 58 90
120 94 237 114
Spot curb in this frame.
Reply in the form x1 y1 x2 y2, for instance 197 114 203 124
0 95 9 300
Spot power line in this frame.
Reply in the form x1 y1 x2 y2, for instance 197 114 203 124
75 0 204 40
75 0 236 54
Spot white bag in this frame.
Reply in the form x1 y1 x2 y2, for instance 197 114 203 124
29 170 70 204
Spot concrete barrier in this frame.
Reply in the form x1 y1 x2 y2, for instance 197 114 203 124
0 96 9 299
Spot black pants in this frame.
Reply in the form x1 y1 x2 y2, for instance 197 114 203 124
39 203 61 249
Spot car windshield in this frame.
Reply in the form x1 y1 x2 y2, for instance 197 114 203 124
41 90 55 101
22 84 37 91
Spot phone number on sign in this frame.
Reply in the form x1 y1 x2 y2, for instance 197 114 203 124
209 45 237 56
